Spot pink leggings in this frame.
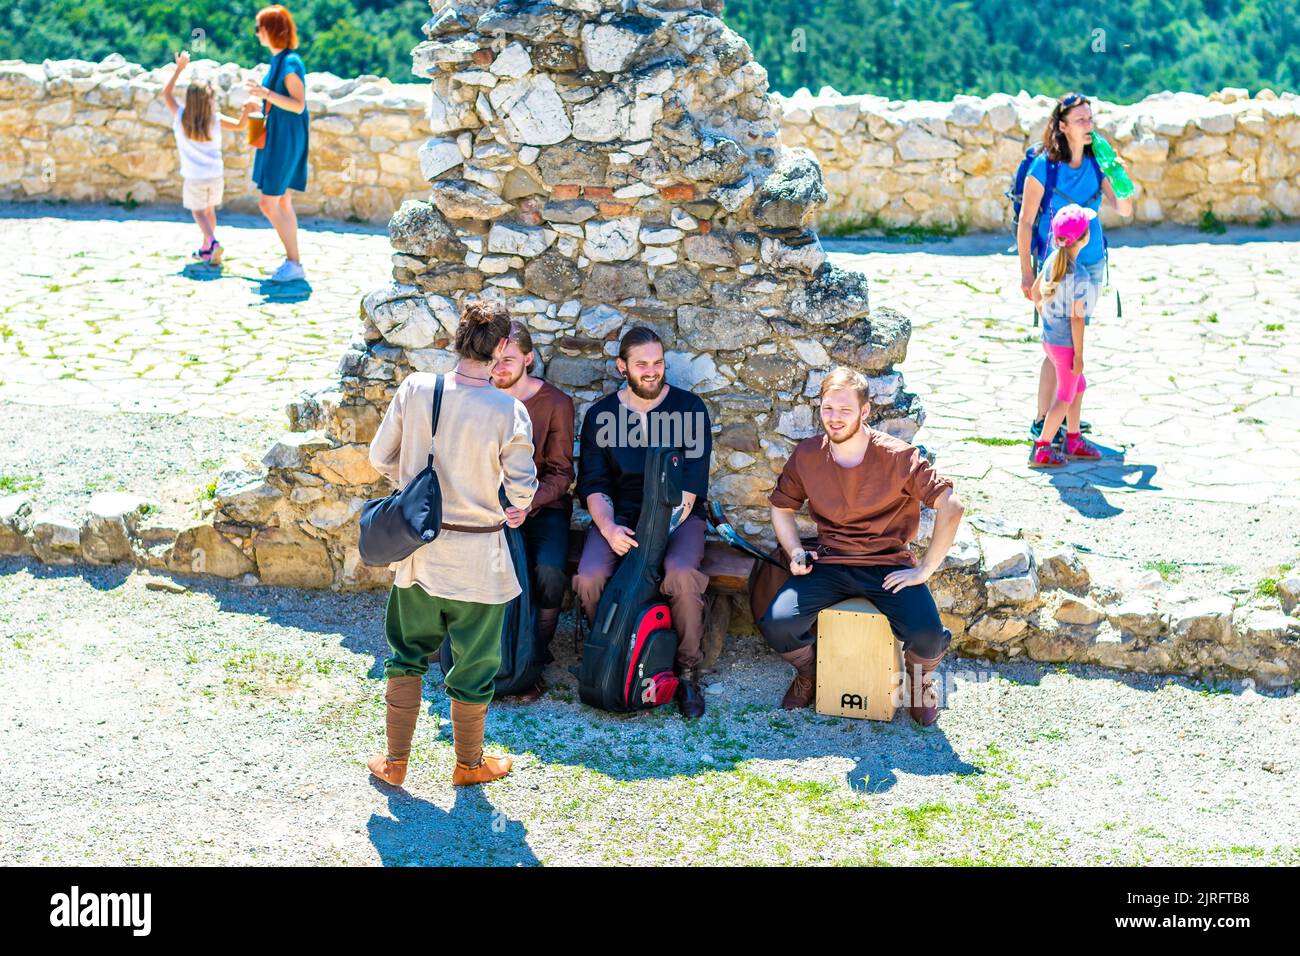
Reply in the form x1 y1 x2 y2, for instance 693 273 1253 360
1044 343 1087 403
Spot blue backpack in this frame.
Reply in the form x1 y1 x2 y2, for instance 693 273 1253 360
1008 145 1106 262
1008 146 1117 321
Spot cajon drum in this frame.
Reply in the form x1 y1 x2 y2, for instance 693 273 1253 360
815 598 903 721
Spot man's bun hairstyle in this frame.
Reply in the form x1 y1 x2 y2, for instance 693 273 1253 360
455 299 511 363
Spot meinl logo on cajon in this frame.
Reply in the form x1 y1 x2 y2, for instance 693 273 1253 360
816 598 903 721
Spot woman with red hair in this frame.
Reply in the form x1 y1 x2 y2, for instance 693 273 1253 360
245 5 310 282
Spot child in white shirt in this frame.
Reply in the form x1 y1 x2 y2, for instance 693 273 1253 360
161 51 252 265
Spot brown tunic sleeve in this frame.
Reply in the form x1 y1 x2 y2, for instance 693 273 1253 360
768 442 809 511
529 382 575 511
900 445 954 508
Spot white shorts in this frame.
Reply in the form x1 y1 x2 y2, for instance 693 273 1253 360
182 176 224 211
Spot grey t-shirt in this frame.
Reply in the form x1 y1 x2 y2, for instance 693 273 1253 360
1038 250 1097 347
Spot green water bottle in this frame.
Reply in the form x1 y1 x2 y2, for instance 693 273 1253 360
1091 131 1135 198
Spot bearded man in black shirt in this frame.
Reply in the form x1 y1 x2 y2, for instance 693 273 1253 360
574 326 713 719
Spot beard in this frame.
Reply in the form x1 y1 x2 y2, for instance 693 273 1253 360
492 364 527 390
626 372 664 400
825 416 862 445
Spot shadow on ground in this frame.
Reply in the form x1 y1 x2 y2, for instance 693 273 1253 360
2 558 1277 797
1038 445 1162 517
366 785 537 866
0 199 389 237
823 222 1300 257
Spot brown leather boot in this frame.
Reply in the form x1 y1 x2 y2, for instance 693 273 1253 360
676 667 705 719
904 649 944 726
536 606 560 664
499 675 546 704
367 755 408 786
449 699 513 785
452 755 513 786
366 675 423 787
781 663 816 710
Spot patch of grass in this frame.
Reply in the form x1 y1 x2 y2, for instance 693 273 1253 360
823 212 968 242
1142 559 1183 582
1206 312 1219 323
1256 577 1279 599
1264 323 1284 332
1198 205 1227 235
0 323 12 341
0 474 43 493
963 436 1029 447
221 647 340 696
898 802 953 839
108 191 141 212
197 479 218 501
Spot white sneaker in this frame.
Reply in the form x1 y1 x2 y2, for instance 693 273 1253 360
269 259 305 282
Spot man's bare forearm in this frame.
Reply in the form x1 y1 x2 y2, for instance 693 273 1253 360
919 490 965 575
770 506 803 557
587 493 617 533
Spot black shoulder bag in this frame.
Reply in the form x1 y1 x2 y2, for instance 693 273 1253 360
357 374 445 566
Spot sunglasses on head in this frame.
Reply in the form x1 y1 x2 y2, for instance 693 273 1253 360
1059 92 1087 108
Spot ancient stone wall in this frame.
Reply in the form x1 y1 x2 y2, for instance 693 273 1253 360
0 54 431 221
2 54 1296 228
2 5 1297 687
208 0 920 593
775 85 1300 233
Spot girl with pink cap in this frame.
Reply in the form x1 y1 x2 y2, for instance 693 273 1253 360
1028 203 1103 468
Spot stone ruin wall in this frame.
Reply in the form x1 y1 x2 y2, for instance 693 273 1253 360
1 2 1297 687
210 0 922 595
1 53 1297 228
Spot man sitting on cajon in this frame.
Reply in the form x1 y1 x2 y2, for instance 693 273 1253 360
757 367 966 725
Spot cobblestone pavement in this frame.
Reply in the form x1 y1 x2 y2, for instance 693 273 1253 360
0 202 391 419
829 225 1300 510
2 205 1297 582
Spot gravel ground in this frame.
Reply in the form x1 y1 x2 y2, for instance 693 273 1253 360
0 404 281 524
2 558 1296 867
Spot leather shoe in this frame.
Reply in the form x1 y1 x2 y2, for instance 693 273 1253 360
780 667 816 710
677 669 705 719
498 675 546 704
452 754 513 786
367 755 408 787
905 649 944 726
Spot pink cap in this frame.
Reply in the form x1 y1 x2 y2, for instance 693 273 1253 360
1051 203 1097 247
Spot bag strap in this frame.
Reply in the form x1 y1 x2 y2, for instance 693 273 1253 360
262 51 287 118
427 373 445 469
1042 158 1059 219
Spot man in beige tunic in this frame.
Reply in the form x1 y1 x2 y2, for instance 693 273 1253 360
365 301 538 788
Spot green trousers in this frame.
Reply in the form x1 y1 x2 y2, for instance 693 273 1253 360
382 585 505 705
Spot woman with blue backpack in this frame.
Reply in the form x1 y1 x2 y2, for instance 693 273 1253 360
1015 92 1132 444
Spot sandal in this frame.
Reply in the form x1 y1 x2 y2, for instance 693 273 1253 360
1028 441 1066 469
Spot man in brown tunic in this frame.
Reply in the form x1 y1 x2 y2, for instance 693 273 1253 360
759 367 966 725
490 320 576 702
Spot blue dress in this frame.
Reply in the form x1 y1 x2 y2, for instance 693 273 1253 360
252 50 310 196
